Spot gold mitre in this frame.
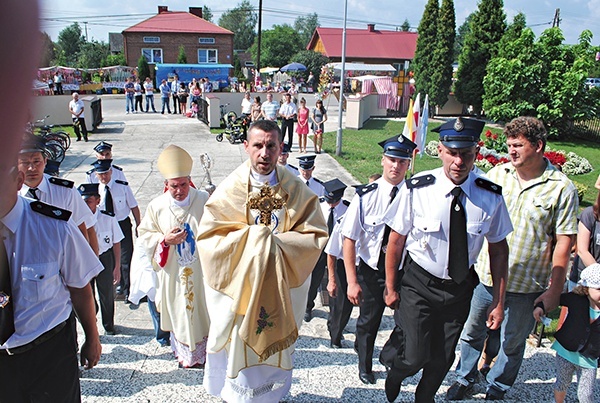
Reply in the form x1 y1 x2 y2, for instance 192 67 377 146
157 145 193 179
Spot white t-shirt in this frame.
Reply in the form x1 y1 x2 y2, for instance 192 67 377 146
69 99 85 119
241 98 252 114
143 81 154 95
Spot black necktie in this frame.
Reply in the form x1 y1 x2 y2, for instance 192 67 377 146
0 227 15 345
306 180 310 187
448 187 469 283
327 207 335 235
26 187 39 200
104 185 114 215
380 185 399 258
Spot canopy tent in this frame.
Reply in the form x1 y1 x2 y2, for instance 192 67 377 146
259 67 279 73
326 63 397 72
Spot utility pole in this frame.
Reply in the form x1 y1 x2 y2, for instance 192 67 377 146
256 0 262 76
83 21 89 41
552 8 561 28
335 0 348 156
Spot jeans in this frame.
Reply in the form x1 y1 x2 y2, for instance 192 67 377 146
145 94 156 112
160 96 171 113
455 283 540 394
126 93 134 112
148 299 170 345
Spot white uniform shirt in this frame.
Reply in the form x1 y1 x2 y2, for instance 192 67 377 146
69 99 85 118
383 168 513 279
19 174 95 229
95 209 124 255
341 177 402 270
323 201 349 260
279 101 297 118
98 178 138 222
299 176 325 197
86 165 128 184
0 197 103 349
320 199 348 230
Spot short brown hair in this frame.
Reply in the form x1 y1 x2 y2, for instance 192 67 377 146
504 116 547 150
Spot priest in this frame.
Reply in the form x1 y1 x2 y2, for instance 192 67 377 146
136 145 211 368
198 120 328 402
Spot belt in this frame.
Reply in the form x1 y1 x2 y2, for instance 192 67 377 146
406 255 472 285
0 319 69 356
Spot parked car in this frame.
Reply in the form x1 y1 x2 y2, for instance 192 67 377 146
585 78 600 88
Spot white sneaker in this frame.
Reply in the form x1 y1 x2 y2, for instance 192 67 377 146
126 111 130 114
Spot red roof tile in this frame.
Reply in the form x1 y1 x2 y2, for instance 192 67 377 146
124 11 233 35
308 27 417 60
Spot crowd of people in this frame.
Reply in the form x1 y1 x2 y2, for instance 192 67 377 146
2 98 600 403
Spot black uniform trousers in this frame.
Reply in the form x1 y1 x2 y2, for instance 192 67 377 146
281 118 294 147
387 255 478 403
118 217 133 296
355 258 388 374
327 258 353 345
306 251 327 313
92 248 116 331
0 315 80 403
171 93 179 114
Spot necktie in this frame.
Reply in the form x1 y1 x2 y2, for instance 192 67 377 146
448 187 469 283
0 227 15 345
381 186 399 252
327 207 335 235
104 185 114 215
26 187 39 200
306 180 310 187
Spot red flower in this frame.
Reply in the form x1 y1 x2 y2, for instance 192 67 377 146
492 134 498 140
544 151 566 166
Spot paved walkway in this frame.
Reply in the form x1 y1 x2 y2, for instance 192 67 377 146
58 95 596 402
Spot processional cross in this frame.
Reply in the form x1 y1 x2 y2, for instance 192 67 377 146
247 183 285 226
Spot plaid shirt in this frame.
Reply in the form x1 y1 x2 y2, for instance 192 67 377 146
476 161 578 293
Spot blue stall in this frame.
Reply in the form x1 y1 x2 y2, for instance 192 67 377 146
155 63 233 90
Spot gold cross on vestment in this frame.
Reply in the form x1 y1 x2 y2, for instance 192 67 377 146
247 183 285 226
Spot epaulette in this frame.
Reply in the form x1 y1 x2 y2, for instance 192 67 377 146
406 174 435 189
314 177 323 184
86 168 94 176
100 210 115 217
115 180 129 186
354 182 377 197
49 177 74 188
319 197 325 203
112 165 123 171
475 177 502 195
30 200 71 221
343 199 350 206
288 164 298 170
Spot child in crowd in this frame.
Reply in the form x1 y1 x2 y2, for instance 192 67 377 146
534 263 600 403
189 101 198 118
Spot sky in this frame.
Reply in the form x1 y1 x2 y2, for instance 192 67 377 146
39 0 600 46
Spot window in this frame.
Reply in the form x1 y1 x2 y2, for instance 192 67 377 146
198 37 215 44
143 36 161 43
198 49 218 64
142 48 163 64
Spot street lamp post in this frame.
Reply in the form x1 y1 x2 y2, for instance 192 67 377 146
335 0 348 156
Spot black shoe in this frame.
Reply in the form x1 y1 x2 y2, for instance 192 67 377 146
76 138 81 141
359 372 375 384
480 365 491 378
446 381 472 400
104 326 117 335
385 368 402 402
115 286 124 295
304 310 312 322
84 137 88 142
485 388 505 400
330 340 342 349
158 339 170 347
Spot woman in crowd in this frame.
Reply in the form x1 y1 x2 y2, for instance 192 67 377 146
296 97 309 153
178 82 188 116
250 96 262 122
573 188 600 287
190 81 202 107
310 99 327 154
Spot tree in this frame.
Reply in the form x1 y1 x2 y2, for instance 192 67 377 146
401 19 411 32
203 6 213 23
248 24 303 68
454 0 506 114
138 55 151 81
290 50 330 81
56 23 85 66
429 0 455 108
78 40 109 69
104 52 127 67
177 45 187 64
483 28 599 138
218 0 257 51
453 14 474 62
39 32 55 67
412 0 439 105
294 13 319 48
496 12 526 57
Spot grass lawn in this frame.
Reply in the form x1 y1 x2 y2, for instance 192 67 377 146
323 119 600 207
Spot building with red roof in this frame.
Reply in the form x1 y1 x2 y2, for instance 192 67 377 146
122 6 234 69
307 25 418 71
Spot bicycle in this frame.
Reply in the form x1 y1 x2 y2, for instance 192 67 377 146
31 115 71 151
